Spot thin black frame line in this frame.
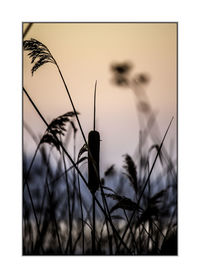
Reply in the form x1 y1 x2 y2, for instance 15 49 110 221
22 21 178 24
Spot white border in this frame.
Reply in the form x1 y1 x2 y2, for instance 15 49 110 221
1 0 200 277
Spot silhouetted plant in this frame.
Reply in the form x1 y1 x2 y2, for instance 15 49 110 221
104 164 115 177
23 39 56 75
105 193 143 213
41 111 78 152
123 154 138 194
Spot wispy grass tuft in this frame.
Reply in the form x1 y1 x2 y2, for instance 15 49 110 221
41 112 78 151
123 154 138 194
23 38 55 75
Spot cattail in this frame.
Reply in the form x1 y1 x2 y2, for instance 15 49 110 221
88 81 100 254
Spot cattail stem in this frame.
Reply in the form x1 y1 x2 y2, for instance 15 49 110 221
92 194 96 254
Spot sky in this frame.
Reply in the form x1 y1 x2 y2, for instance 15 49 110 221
23 23 177 173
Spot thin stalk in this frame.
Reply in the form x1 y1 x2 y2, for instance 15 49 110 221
23 87 48 126
37 146 52 228
147 160 151 250
70 128 76 231
47 156 87 187
23 23 33 38
95 198 132 254
161 205 177 248
123 210 137 254
152 221 165 239
24 180 44 253
93 81 97 131
92 193 96 254
54 61 87 145
23 142 40 190
62 151 72 254
38 185 46 227
77 172 85 254
72 231 82 254
99 184 119 251
147 220 151 252
45 180 63 254
140 222 161 253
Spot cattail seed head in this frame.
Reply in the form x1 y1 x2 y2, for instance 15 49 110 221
88 130 100 194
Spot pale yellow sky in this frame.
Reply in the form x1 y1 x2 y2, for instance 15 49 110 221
23 23 177 171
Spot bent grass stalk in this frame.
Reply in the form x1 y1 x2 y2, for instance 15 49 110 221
62 149 73 254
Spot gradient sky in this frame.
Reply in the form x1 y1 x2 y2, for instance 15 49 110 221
23 23 177 173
